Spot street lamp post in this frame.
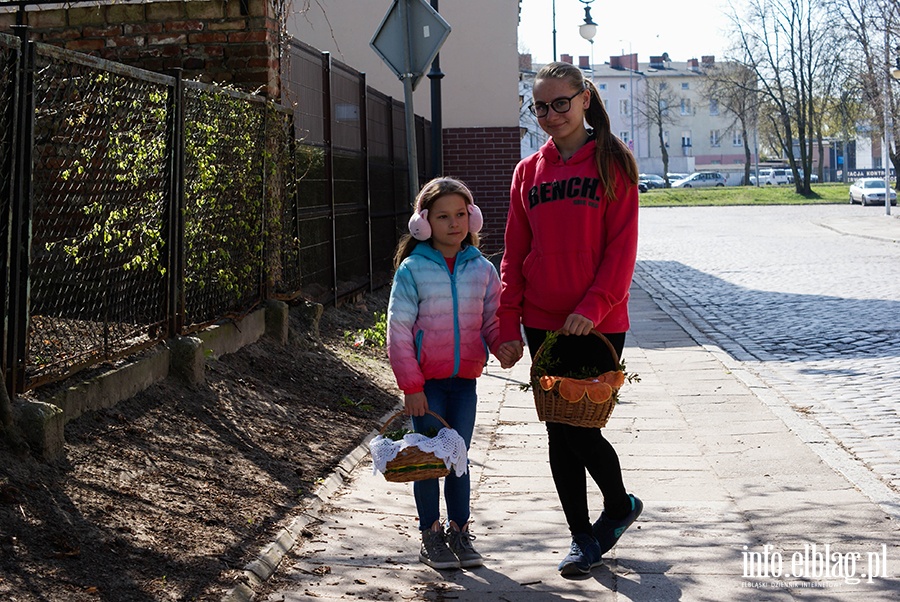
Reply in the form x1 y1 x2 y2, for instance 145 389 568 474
883 29 892 216
579 1 597 94
620 40 636 156
552 0 557 61
883 32 899 216
578 1 597 44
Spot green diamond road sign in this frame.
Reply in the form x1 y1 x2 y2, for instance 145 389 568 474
370 0 451 91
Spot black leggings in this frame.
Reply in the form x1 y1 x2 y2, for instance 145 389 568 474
524 327 632 537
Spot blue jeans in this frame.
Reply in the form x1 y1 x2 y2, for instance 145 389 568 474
411 377 477 531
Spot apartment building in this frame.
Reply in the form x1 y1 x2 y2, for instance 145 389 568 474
521 52 758 183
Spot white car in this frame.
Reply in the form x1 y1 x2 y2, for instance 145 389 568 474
849 178 898 206
670 171 727 188
758 168 792 185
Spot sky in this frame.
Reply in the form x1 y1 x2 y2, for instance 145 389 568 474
518 0 735 66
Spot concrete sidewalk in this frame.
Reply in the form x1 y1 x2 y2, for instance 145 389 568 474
249 283 900 601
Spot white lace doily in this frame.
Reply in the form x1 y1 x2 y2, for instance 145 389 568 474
370 427 468 477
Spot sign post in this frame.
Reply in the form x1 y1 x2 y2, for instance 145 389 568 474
371 0 451 208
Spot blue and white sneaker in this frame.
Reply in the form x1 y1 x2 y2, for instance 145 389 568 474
557 532 602 576
592 494 643 556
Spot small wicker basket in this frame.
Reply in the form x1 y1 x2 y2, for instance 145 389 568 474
377 410 453 482
531 330 625 429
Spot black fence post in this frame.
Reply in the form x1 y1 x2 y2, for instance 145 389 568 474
6 26 33 397
1 37 17 387
322 51 336 305
1 33 21 406
260 104 268 301
359 73 373 292
165 68 185 338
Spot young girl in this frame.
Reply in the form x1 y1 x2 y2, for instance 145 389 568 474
387 176 506 570
496 62 643 576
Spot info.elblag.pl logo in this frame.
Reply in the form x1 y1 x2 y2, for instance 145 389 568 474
742 543 890 586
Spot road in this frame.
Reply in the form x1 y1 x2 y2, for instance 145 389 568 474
635 204 900 502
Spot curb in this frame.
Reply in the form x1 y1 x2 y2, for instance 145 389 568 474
220 406 402 602
817 216 900 244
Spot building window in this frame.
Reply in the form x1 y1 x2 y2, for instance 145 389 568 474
620 83 627 90
659 82 667 90
710 130 721 147
682 82 689 90
603 97 609 108
710 99 719 115
680 98 691 115
598 83 607 90
663 131 670 147
732 131 743 146
619 99 630 116
681 131 692 148
659 99 668 116
620 131 630 144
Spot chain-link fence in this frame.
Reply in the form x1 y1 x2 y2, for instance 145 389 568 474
25 43 173 390
1 32 431 395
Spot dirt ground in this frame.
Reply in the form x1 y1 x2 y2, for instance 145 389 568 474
0 288 402 602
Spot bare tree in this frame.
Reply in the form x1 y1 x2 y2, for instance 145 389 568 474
634 77 681 185
700 61 761 185
832 0 900 188
726 0 835 193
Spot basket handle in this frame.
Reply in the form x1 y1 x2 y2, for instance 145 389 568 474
378 409 452 437
531 329 620 374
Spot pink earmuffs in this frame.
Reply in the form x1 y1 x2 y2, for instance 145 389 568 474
408 203 483 241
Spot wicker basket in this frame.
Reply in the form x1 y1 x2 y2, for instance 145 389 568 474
377 410 453 482
531 330 624 428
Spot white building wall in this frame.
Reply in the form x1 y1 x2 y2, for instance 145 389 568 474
285 0 520 129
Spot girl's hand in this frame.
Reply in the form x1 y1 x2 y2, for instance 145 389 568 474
561 313 594 336
404 392 428 416
497 341 524 369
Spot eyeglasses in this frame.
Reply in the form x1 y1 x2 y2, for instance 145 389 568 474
528 90 584 118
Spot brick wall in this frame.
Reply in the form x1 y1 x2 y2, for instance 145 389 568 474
0 0 280 97
442 126 520 257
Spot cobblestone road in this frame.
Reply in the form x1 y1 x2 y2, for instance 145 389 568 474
635 204 900 499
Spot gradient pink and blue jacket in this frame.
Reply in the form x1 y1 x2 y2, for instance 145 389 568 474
387 243 502 395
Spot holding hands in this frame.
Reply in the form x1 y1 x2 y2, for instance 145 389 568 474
494 313 594 369
496 340 524 369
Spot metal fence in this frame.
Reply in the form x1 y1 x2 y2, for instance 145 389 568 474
281 39 428 300
1 31 430 395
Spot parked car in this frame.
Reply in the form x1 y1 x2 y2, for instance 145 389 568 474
849 178 898 206
670 171 727 188
667 172 690 184
797 169 819 183
738 174 758 185
758 168 792 185
639 173 667 189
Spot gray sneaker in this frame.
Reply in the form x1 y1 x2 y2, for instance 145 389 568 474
419 529 460 570
447 527 483 568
